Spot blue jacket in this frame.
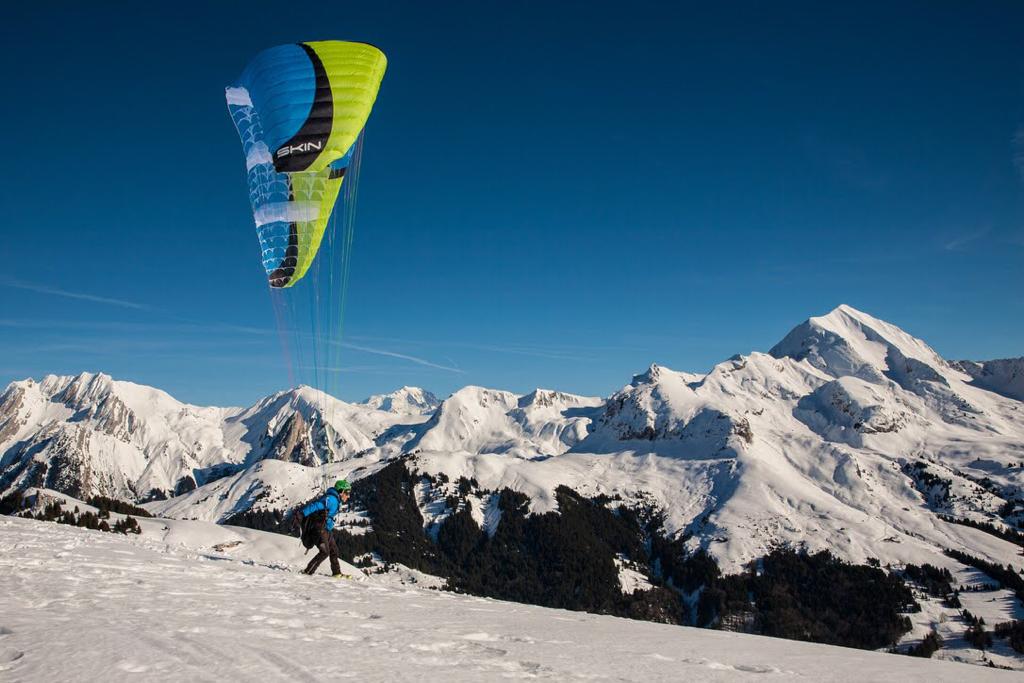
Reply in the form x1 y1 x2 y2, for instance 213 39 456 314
302 489 341 530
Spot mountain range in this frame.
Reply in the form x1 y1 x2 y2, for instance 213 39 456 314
2 304 1022 578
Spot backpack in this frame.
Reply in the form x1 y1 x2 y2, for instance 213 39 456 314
299 509 327 550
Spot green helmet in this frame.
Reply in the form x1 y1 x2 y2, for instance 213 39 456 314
334 479 351 493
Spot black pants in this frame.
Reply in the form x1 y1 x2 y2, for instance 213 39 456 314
303 527 341 576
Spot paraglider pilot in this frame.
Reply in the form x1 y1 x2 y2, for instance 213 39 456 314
296 479 350 577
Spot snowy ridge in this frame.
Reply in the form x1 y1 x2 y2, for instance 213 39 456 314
953 358 1024 403
407 386 602 458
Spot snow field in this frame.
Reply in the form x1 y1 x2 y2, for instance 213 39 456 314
0 516 1017 682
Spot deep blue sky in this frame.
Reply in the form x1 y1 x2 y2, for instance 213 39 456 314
2 2 1022 406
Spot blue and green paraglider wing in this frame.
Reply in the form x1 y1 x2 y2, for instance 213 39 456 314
226 41 386 288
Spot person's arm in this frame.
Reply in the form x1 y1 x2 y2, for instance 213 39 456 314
302 498 326 516
326 495 339 517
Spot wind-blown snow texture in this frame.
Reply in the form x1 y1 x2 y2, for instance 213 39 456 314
1 516 1013 682
2 305 1022 577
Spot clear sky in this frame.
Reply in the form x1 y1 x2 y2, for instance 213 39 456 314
2 2 1022 406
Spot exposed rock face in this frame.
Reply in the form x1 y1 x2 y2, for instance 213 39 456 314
266 412 318 466
0 385 27 445
42 426 92 499
53 373 139 441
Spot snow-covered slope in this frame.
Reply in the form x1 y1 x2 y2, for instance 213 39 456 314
952 358 1024 403
1 515 1013 682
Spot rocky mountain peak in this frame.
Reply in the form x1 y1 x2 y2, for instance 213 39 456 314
631 363 664 386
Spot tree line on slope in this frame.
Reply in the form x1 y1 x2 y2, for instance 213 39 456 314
0 491 143 535
939 514 1024 548
228 459 919 650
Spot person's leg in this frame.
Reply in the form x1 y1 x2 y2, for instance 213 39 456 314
304 529 330 574
328 532 341 575
304 545 327 575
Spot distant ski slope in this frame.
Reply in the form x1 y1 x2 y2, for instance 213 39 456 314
0 516 1014 682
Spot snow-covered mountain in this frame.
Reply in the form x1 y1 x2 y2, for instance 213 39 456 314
360 386 440 415
407 386 602 457
3 305 1023 578
0 376 417 503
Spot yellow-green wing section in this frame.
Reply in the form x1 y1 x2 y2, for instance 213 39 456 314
304 41 387 173
284 171 344 287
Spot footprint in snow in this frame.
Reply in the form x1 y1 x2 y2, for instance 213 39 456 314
484 658 547 677
260 631 292 640
408 642 458 652
326 633 362 642
734 664 783 674
2 648 23 661
0 648 24 672
356 623 386 631
461 632 501 642
701 660 782 674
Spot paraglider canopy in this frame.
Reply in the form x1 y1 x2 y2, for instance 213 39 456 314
226 41 387 288
225 40 386 490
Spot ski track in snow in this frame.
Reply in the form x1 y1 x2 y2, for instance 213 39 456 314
0 517 1014 682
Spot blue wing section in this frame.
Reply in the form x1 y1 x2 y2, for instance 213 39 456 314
236 44 316 156
226 94 293 278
